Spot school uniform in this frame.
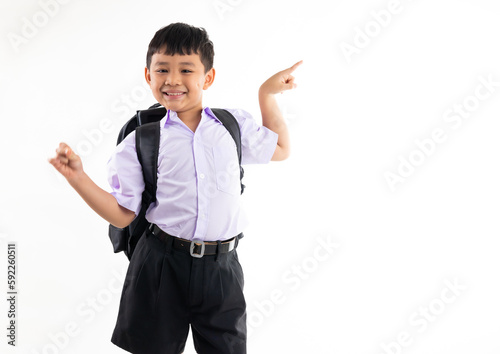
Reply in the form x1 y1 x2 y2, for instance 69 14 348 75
107 107 278 354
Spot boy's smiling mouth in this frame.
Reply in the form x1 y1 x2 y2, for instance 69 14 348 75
163 90 187 99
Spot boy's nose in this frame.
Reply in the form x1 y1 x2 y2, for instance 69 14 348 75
165 73 181 86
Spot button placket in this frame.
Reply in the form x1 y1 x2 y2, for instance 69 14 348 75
192 131 210 240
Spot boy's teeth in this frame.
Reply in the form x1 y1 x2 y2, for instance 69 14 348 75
167 93 184 96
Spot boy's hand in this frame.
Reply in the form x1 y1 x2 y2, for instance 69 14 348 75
259 60 302 161
259 60 303 95
48 143 84 181
48 142 135 228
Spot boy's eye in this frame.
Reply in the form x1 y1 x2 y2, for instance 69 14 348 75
155 69 191 73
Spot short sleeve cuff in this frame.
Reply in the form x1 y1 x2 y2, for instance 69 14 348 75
110 191 141 216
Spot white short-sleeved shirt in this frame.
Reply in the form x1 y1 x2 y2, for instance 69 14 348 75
107 107 278 241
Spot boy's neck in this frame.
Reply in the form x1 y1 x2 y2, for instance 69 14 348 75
176 107 203 132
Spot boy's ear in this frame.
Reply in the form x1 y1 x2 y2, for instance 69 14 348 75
203 68 215 90
145 67 152 86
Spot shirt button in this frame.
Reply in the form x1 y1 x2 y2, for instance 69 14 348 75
199 173 205 179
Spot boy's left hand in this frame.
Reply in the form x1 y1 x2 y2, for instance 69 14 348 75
259 60 303 95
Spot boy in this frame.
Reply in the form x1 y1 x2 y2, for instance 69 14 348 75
49 23 301 354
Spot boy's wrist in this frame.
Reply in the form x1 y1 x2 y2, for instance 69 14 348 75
259 86 275 100
66 170 87 188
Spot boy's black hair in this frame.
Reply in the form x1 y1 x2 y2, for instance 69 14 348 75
146 23 214 73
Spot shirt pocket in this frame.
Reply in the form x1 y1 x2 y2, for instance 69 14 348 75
212 142 240 196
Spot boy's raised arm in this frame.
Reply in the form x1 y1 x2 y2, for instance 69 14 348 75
49 143 136 228
259 60 302 161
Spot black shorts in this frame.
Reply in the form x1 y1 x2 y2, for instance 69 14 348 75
111 231 247 354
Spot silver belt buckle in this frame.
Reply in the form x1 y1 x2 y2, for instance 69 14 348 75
227 239 235 252
190 239 205 258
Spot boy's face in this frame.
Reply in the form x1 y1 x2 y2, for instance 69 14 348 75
145 50 215 118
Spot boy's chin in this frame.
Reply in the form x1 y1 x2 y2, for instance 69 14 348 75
157 98 184 110
159 100 203 113
161 102 181 111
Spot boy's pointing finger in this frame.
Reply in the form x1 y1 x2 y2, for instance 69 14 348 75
287 60 303 73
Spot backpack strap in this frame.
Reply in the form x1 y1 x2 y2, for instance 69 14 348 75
126 120 161 255
211 108 245 194
136 120 161 204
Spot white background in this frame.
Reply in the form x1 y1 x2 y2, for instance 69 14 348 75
1 0 500 353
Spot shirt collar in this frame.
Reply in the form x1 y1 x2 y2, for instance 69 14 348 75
204 107 223 125
162 107 223 127
160 108 171 128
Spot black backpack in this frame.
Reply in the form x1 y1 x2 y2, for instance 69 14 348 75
108 103 245 260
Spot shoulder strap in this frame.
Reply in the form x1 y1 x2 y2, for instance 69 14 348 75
125 120 161 255
211 108 245 194
116 103 165 145
135 121 161 205
211 108 241 163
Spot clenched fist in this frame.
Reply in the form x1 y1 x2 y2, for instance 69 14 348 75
48 143 84 181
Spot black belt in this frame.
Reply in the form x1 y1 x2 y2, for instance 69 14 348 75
149 224 239 258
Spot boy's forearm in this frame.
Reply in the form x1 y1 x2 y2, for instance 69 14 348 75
68 173 135 228
259 89 291 161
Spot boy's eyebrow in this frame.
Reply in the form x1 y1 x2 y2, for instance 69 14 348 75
154 61 196 67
